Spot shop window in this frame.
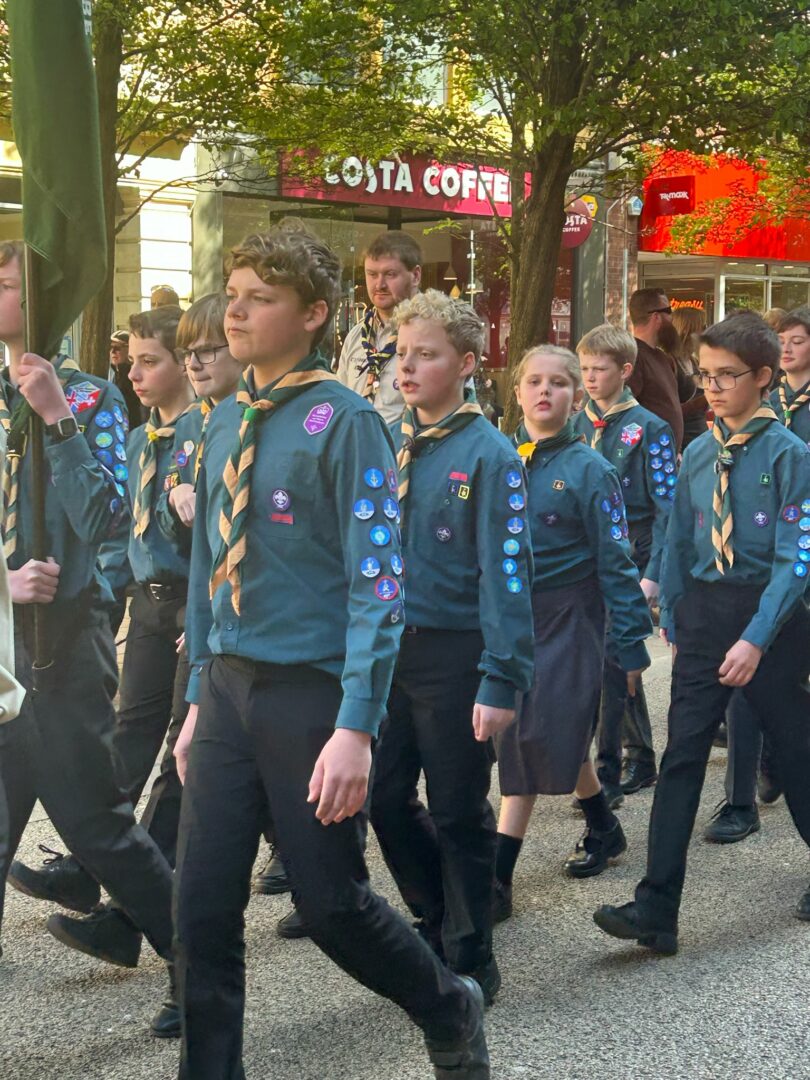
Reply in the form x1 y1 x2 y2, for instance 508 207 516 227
771 280 810 311
724 278 766 314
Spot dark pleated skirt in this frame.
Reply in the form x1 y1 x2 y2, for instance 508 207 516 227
497 575 606 796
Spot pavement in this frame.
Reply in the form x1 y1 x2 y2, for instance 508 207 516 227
1 636 809 1080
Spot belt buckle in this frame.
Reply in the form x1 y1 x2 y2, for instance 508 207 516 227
149 583 170 600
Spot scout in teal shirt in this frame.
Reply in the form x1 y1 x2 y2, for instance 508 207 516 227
173 226 484 1079
495 346 651 917
595 311 810 954
770 306 810 445
370 290 533 1006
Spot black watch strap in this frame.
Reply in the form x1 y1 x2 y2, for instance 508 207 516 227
45 414 79 440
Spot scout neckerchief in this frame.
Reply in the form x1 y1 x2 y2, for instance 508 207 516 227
210 355 338 614
584 388 638 453
193 398 213 486
397 393 483 521
777 378 810 429
0 355 80 559
133 402 198 539
711 405 778 574
514 420 581 466
358 308 395 402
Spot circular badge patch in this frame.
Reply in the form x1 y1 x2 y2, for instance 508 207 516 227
649 443 661 456
622 476 632 488
272 489 291 511
95 449 113 467
364 468 384 489
506 470 522 489
114 464 128 482
375 576 400 601
383 497 399 520
95 410 113 429
666 476 677 488
610 508 622 524
783 505 800 523
389 602 403 625
115 444 127 461
184 440 195 455
799 535 810 550
115 482 126 497
506 577 523 594
655 484 667 497
753 511 769 527
390 553 404 576
114 424 126 443
370 525 391 547
610 491 622 506
507 516 525 535
664 462 675 474
436 526 453 543
600 499 611 514
794 561 808 578
113 405 124 424
176 452 188 468
650 458 663 470
508 493 525 512
95 432 113 448
653 471 665 484
801 517 810 533
502 558 518 575
662 449 673 461
660 434 671 447
503 538 520 556
799 550 810 564
354 499 375 521
610 525 623 541
361 557 381 578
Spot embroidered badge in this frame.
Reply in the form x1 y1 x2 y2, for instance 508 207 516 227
600 499 611 514
370 524 392 546
506 577 523 594
164 472 179 492
783 504 800 523
793 562 808 578
354 499 375 520
799 535 810 550
390 602 403 624
115 425 126 443
176 452 188 467
552 479 565 491
183 440 195 455
802 500 810 514
458 484 471 500
364 468 384 489
610 525 623 541
650 458 663 470
649 441 661 455
390 553 404 576
303 402 334 435
271 512 294 525
503 539 520 556
115 444 126 461
436 526 453 543
508 493 525 511
272 489 291 511
502 558 518 575
798 549 810 564
621 423 643 447
659 434 671 447
753 511 769 527
382 497 399 519
361 557 381 578
95 432 112 448
375 576 400 601
113 464 128 481
65 381 101 415
622 476 631 487
95 410 114 429
449 471 468 483
506 470 522 489
113 405 124 424
387 468 398 492
507 516 525 534
543 513 560 526
800 517 810 533
653 471 665 483
611 508 622 523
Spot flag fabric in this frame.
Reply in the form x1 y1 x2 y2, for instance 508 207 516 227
7 0 106 361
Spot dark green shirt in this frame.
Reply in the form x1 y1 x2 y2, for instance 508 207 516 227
770 380 810 445
154 404 208 558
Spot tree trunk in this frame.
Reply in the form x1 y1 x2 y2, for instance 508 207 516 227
502 137 575 433
80 10 122 377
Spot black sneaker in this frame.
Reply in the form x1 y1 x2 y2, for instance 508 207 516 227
46 906 142 968
703 801 760 844
564 821 627 878
593 902 678 955
425 975 490 1079
276 907 310 940
8 846 100 914
253 849 292 896
491 879 512 925
620 760 657 795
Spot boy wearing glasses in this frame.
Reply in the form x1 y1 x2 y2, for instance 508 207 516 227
595 312 810 953
574 326 676 806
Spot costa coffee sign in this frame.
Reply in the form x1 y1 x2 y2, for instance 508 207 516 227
562 198 594 249
281 153 520 218
647 175 696 217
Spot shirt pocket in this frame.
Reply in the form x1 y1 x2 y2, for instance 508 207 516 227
262 452 319 541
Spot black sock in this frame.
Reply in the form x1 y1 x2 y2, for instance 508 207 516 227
580 791 617 833
495 833 523 886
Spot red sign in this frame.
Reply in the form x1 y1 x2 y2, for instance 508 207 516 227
561 198 594 248
647 175 695 217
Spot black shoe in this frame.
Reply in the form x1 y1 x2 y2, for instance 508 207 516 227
602 782 625 811
425 975 490 1079
467 956 501 1008
795 883 810 922
593 902 678 955
620 760 657 795
253 849 292 896
46 906 142 968
703 801 760 844
8 846 100 915
491 879 512 925
564 821 627 879
713 721 728 748
150 962 180 1038
276 907 310 940
757 772 782 805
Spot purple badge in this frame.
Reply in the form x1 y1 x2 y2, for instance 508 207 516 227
753 511 769 528
303 402 334 435
272 489 291 511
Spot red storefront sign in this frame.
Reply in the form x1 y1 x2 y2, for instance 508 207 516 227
646 175 695 217
561 198 594 248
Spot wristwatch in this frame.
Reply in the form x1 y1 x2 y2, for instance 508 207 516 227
45 414 79 441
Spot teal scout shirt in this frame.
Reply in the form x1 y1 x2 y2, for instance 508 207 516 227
3 367 128 603
573 400 676 582
98 503 134 596
186 378 404 736
126 407 201 584
154 404 208 557
770 381 810 446
389 414 534 709
660 421 810 651
520 430 652 672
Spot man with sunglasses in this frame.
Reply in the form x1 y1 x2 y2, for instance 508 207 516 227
628 289 684 453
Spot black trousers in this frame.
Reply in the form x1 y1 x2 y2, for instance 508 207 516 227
636 582 810 926
174 656 472 1080
724 692 761 806
0 604 173 957
369 629 496 974
596 522 655 784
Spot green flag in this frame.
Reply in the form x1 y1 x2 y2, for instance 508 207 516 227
7 0 106 361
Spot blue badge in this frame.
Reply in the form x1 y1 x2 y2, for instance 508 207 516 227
503 538 520 556
600 499 611 514
114 464 128 481
666 475 677 488
544 512 560 526
799 550 810 564
435 526 453 543
95 432 112 448
653 470 665 484
622 476 632 488
794 561 809 578
664 462 675 474
115 482 126 497
610 491 621 506
113 405 124 424
115 444 126 461
801 517 810 533
509 492 525 511
95 449 113 467
753 511 769 527
802 500 810 515
668 489 676 500
610 508 622 523
389 601 404 625
502 558 518 575
364 468 384 489
507 516 525 535
506 576 523 594
370 524 391 546
383 497 399 520
660 434 671 447
114 424 126 443
176 452 188 467
375 576 400 601
447 481 459 496
649 443 661 456
655 484 667 497
506 470 522 489
783 504 801 523
390 553 403 576
361 557 381 578
650 458 663 470
95 410 113 429
799 535 810 550
272 489 291 512
109 497 120 515
354 499 375 521
662 449 673 461
610 525 623 541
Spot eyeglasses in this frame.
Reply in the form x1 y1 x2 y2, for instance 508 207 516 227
648 306 673 316
698 368 754 391
183 344 229 366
